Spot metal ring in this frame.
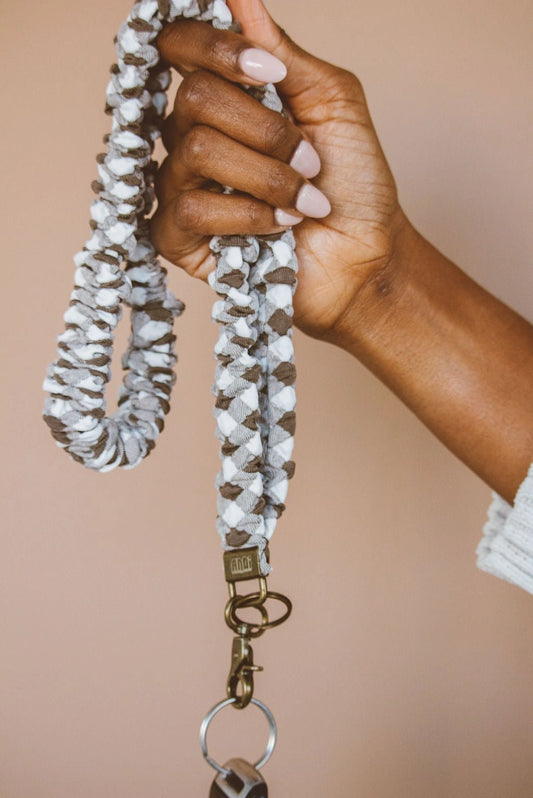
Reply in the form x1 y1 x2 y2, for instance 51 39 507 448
228 591 292 635
224 595 270 638
199 697 277 776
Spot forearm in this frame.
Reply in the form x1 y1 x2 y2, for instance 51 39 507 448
332 214 533 503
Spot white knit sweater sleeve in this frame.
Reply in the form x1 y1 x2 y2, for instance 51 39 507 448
476 463 533 595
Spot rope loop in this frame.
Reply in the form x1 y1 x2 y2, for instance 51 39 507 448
43 0 298 570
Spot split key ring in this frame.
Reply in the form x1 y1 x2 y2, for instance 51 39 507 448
199 697 277 777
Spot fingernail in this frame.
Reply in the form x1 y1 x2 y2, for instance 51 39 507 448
296 184 331 218
290 140 321 179
275 209 304 227
239 48 287 83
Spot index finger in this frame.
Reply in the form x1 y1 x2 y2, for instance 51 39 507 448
157 19 287 86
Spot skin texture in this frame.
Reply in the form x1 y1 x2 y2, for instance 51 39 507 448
151 0 533 504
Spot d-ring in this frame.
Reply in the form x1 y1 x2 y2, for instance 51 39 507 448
199 697 277 776
227 591 292 635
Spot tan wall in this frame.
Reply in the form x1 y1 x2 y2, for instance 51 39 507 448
1 0 532 796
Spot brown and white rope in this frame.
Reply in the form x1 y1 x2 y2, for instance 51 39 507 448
43 0 297 573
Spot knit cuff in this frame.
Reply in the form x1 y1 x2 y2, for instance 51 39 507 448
476 463 533 595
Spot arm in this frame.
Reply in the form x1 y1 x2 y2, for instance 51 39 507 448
330 216 533 503
152 0 533 504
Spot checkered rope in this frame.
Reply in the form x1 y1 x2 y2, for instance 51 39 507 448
42 0 297 572
210 232 297 573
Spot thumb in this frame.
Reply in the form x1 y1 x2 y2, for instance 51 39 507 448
226 0 336 103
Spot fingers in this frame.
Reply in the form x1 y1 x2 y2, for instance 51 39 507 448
162 70 321 179
151 190 298 270
227 0 342 103
158 125 330 220
158 8 346 121
152 4 338 284
156 190 294 237
157 19 287 86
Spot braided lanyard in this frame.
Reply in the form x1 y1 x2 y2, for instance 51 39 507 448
43 0 295 781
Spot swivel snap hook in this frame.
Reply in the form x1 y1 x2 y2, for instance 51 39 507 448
227 635 264 709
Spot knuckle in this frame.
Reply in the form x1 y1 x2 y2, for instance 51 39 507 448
176 70 212 114
207 36 234 71
155 23 176 58
150 210 171 258
340 68 363 94
181 125 212 167
245 201 261 228
264 116 292 158
324 67 363 101
155 22 191 63
174 192 202 233
242 200 272 234
266 162 289 199
276 25 296 52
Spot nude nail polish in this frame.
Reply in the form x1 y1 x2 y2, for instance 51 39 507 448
239 48 287 83
290 141 321 179
275 209 304 227
295 184 331 218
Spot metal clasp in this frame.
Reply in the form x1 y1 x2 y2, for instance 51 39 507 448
222 547 292 709
227 635 264 709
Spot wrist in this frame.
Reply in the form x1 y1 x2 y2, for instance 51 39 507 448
324 208 423 355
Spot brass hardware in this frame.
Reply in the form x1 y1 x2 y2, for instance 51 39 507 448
227 577 268 605
227 636 264 709
224 547 268 609
224 547 268 636
221 547 293 708
226 591 292 637
226 596 270 639
223 548 263 583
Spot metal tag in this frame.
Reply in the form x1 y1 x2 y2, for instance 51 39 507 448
224 548 262 583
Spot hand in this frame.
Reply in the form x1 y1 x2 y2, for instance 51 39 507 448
151 0 406 342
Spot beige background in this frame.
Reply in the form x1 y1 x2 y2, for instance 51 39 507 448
1 0 532 796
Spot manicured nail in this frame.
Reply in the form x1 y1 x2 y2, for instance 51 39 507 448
295 184 331 218
275 209 304 227
290 140 321 179
239 48 287 83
